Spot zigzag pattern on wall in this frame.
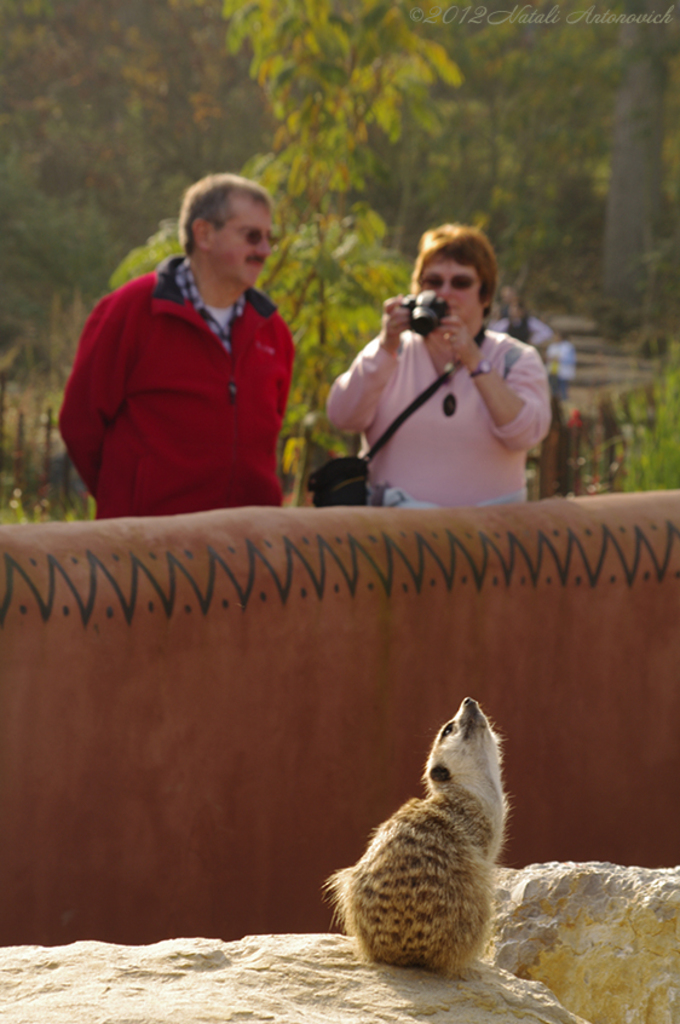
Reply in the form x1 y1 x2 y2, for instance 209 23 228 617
1 520 679 627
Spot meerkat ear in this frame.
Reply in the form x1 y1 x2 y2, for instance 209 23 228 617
430 764 451 782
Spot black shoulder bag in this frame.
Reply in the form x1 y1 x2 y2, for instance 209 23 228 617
308 364 455 507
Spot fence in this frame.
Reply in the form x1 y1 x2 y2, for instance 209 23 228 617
536 395 627 500
0 381 644 519
0 373 89 521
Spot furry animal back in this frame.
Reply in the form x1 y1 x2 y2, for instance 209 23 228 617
325 697 507 976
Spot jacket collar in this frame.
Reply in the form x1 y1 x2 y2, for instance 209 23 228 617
153 255 278 319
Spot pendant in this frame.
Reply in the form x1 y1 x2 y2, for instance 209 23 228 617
443 393 456 417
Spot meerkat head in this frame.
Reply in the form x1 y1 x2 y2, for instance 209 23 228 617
424 697 505 816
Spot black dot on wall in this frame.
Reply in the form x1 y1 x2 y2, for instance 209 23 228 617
575 576 582 585
148 601 155 612
149 552 157 560
369 535 378 543
184 550 193 559
264 540 273 549
71 557 78 565
368 582 374 590
461 576 468 584
106 607 114 618
644 572 650 581
29 558 37 566
610 575 616 583
402 583 408 593
492 577 498 586
335 537 343 544
222 599 229 609
430 579 436 587
334 584 340 593
184 605 192 613
260 592 267 601
19 605 27 615
63 606 70 616
520 577 526 585
546 577 552 584
228 546 236 554
301 588 307 598
302 537 310 545
112 554 120 561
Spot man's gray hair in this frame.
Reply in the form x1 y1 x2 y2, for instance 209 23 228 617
179 173 273 254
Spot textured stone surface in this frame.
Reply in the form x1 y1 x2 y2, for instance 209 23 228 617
0 932 590 1023
489 861 680 1024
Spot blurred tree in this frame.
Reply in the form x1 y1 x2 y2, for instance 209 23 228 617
0 150 111 362
0 0 269 356
603 0 678 308
364 2 621 312
222 0 461 497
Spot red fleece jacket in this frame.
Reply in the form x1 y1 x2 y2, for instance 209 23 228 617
60 258 295 518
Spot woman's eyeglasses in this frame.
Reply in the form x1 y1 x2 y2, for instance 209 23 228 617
421 275 477 291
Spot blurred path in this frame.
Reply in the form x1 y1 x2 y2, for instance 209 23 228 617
544 314 658 413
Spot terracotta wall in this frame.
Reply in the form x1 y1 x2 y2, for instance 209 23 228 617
0 492 679 946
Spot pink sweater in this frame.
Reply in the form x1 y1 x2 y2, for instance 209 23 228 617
326 330 551 507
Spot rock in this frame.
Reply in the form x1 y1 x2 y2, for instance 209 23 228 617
0 932 591 1024
489 862 680 1024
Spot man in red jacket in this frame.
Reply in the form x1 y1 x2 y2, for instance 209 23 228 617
60 173 295 518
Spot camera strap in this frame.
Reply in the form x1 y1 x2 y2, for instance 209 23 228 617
365 363 457 463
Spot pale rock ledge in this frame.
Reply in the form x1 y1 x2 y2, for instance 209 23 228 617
0 931 589 1024
489 861 680 1024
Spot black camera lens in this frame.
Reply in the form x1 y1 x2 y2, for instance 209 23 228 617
405 290 449 337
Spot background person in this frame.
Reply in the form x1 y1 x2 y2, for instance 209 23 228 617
60 173 294 518
326 224 551 507
490 296 553 347
546 333 577 400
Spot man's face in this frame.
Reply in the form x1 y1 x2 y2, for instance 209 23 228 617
197 193 273 295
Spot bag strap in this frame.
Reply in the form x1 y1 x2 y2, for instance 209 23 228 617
365 363 456 462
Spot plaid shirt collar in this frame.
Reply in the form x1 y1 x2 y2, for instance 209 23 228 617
174 258 246 353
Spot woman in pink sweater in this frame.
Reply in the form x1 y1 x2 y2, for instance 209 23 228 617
327 225 551 507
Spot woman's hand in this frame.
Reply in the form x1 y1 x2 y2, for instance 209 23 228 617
379 296 411 356
427 313 525 427
424 313 480 376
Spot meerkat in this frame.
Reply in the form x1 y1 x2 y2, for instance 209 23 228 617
325 696 507 977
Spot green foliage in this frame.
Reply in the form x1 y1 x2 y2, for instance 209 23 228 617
622 345 680 492
365 0 623 308
260 201 411 441
225 0 461 201
223 0 461 488
109 220 182 290
0 150 112 359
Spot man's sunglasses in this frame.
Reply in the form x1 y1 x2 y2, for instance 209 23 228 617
210 222 278 246
240 227 278 246
420 275 477 291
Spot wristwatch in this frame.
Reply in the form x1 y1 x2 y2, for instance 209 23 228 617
470 359 492 378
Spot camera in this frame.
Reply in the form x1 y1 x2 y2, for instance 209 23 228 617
401 291 449 336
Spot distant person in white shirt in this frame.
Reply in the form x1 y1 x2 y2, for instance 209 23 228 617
490 297 553 348
546 334 577 400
